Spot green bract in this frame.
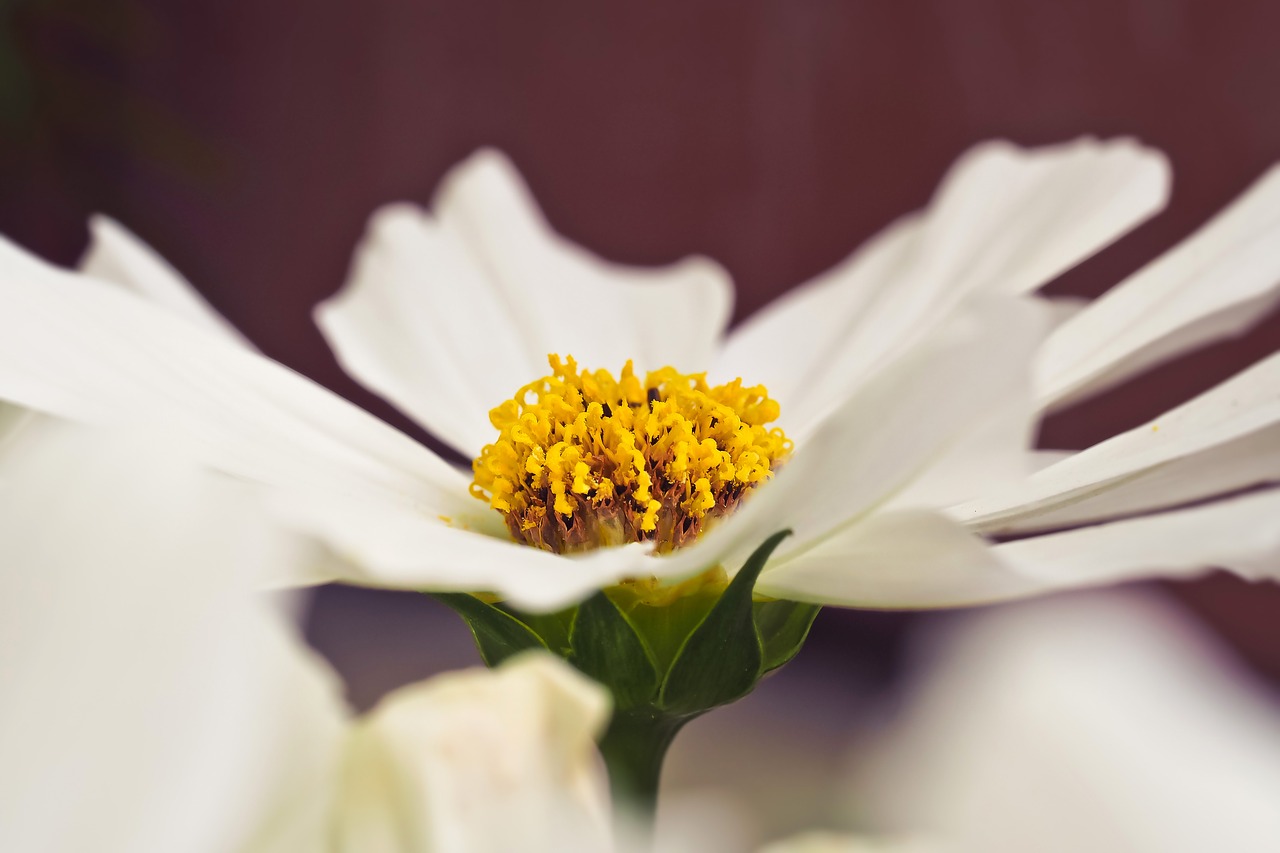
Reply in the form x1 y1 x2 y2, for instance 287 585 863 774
436 529 820 808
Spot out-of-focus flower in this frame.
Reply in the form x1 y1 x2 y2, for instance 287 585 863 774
0 420 612 852
839 591 1280 853
335 654 612 853
0 137 1276 615
759 833 945 853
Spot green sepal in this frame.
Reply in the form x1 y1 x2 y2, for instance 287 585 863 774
755 599 821 673
657 529 792 714
569 592 661 709
499 604 576 657
433 592 547 666
610 584 722 675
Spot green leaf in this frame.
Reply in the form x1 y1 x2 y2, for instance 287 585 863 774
755 599 821 673
658 529 792 714
433 593 548 667
569 592 661 709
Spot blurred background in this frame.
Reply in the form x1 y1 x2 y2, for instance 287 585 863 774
4 0 1280 842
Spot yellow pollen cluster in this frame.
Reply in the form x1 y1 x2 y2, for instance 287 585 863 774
470 355 792 554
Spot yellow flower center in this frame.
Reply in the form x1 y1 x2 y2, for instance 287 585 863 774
470 355 792 554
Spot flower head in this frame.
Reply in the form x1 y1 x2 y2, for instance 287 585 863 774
472 354 790 553
0 138 1276 614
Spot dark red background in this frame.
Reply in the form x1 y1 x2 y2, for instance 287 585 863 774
4 0 1279 708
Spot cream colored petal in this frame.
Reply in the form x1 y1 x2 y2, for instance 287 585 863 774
717 137 1169 435
334 653 612 853
0 424 348 853
80 215 253 347
850 591 1280 853
318 149 733 458
1037 164 1280 409
956 351 1280 534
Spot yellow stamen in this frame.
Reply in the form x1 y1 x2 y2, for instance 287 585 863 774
470 355 792 554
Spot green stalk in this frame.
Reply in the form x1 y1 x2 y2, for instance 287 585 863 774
597 707 690 822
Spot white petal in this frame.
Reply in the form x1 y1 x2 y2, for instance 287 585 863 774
0 424 348 853
883 396 1043 512
271 488 654 611
716 137 1169 435
656 297 1052 585
0 233 479 523
852 591 1280 852
956 351 1280 534
991 488 1280 589
971 423 1280 535
755 510 1044 608
334 653 611 853
318 149 734 458
80 215 253 347
1037 164 1280 408
759 487 1280 609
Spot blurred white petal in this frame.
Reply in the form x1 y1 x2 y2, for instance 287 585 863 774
0 423 348 853
716 137 1168 434
0 399 30 445
850 591 1280 853
318 149 733 458
0 423 632 851
760 833 948 853
336 653 612 853
1037 165 1280 409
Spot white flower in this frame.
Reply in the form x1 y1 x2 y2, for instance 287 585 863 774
0 137 1276 612
0 420 612 852
759 833 945 853
841 590 1280 853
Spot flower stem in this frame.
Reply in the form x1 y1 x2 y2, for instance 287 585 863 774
597 707 689 826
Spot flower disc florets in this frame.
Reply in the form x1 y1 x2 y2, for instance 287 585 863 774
471 355 792 554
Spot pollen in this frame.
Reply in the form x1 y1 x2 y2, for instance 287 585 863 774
470 355 792 554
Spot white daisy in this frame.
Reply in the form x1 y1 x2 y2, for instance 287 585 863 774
0 137 1276 615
